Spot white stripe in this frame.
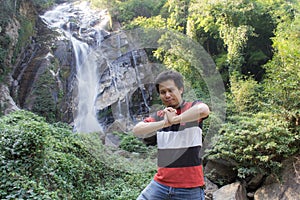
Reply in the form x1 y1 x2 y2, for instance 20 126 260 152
157 126 202 149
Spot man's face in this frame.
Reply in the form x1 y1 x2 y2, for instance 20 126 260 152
158 79 183 108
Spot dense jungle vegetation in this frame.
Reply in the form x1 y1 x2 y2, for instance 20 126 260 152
0 0 299 199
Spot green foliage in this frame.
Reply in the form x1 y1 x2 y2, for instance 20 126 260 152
188 0 274 79
31 0 55 9
0 110 56 198
262 1 300 130
126 16 167 29
119 134 148 153
165 0 190 32
31 65 61 123
0 0 16 27
122 0 191 31
91 0 166 25
90 0 117 10
12 17 35 64
0 34 10 80
126 0 276 88
0 34 10 61
0 0 15 78
208 0 300 181
229 76 264 113
207 112 299 178
0 110 155 199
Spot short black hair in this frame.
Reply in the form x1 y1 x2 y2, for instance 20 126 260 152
154 70 184 93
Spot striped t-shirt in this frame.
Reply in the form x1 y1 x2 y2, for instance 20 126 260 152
143 100 206 188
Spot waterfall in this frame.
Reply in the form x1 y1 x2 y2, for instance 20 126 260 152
71 38 102 133
41 1 103 133
132 50 151 113
41 1 158 132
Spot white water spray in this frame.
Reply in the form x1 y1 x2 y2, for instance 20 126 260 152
72 38 102 133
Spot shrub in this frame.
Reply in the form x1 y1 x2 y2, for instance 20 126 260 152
0 110 155 199
119 134 148 153
230 76 264 113
207 112 300 178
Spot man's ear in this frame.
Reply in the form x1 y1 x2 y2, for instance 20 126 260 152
179 87 184 95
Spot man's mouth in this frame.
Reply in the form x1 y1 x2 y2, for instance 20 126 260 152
165 99 176 106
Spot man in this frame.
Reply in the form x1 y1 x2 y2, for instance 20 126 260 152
133 70 210 200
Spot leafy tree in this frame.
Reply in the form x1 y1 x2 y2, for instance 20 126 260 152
126 15 167 29
164 0 190 32
92 0 166 25
263 0 300 131
229 76 263 113
188 0 275 82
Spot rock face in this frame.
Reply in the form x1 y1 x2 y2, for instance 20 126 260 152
204 159 238 185
0 84 20 115
254 155 300 200
212 182 248 200
204 154 300 200
0 0 74 122
10 16 75 123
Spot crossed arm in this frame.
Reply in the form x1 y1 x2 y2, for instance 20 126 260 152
133 103 210 137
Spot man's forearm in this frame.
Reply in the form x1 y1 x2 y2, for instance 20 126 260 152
133 120 165 138
170 103 210 124
133 103 210 137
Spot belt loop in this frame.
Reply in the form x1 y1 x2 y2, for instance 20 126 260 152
168 186 174 197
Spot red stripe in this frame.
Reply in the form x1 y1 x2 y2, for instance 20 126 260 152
154 165 205 188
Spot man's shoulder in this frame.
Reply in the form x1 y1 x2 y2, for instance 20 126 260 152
181 100 202 110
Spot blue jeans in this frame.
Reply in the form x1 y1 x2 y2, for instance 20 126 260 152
137 180 205 200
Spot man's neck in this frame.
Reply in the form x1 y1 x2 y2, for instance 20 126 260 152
174 100 185 109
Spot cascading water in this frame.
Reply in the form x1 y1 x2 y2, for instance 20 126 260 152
71 38 102 133
132 51 151 112
41 1 104 133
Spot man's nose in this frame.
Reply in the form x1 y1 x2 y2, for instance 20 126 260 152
165 91 171 97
